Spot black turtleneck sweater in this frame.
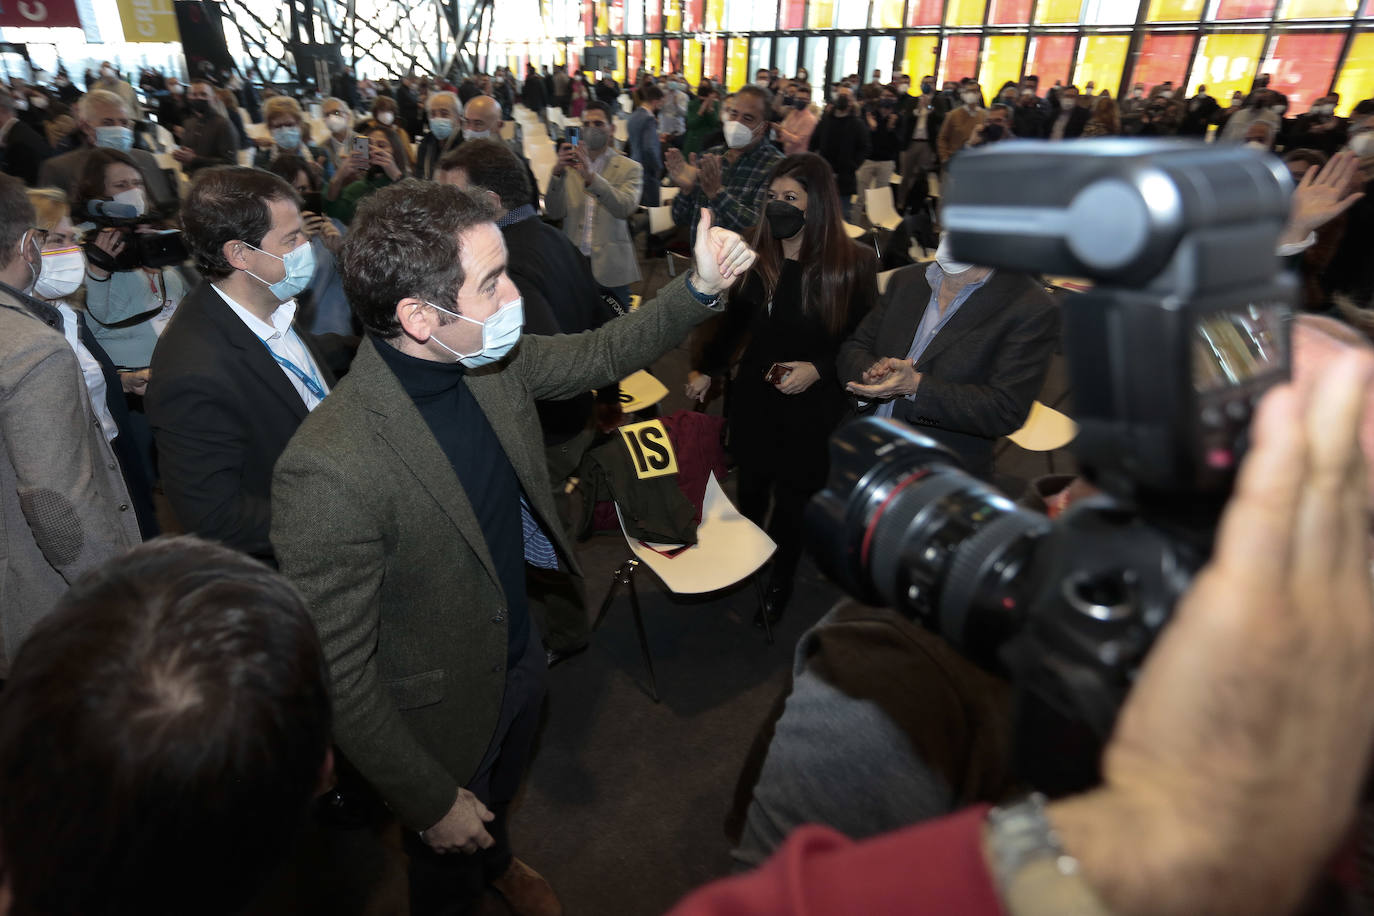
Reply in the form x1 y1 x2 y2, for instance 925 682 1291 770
374 337 530 666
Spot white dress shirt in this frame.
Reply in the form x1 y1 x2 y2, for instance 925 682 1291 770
55 302 119 442
212 285 329 411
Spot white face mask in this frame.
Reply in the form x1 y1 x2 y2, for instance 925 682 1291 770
33 245 86 300
961 91 979 105
1350 132 1374 157
326 112 348 133
722 119 756 149
463 128 491 140
377 110 395 125
935 235 975 275
112 187 146 216
423 296 524 367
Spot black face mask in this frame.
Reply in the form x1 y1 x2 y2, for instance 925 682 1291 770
982 123 1005 142
765 200 806 240
834 95 851 113
189 98 211 116
792 97 810 110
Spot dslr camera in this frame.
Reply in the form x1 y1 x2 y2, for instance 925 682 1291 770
808 140 1295 793
82 198 188 273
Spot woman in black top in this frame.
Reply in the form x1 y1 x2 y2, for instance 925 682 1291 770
686 153 877 624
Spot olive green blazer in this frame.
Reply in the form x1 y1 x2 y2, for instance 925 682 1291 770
271 274 715 830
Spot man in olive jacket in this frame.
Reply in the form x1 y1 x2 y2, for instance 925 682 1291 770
270 181 754 915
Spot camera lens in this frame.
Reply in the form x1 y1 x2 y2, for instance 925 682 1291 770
807 418 1049 665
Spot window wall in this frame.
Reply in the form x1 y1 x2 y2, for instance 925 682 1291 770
530 0 1373 114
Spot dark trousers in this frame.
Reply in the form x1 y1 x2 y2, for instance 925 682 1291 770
640 173 661 206
737 465 814 593
530 429 594 653
402 632 548 915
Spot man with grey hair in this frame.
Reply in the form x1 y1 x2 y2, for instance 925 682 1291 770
38 90 177 205
318 96 355 173
0 172 141 677
416 90 463 180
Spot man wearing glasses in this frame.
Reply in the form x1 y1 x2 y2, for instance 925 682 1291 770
0 173 141 677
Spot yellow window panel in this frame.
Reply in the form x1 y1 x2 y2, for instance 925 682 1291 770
808 0 836 28
1280 0 1356 16
706 0 725 31
727 37 750 91
646 39 661 73
946 0 989 26
874 0 906 28
1073 35 1129 96
979 34 1027 95
1145 0 1204 19
684 39 702 85
1036 0 1083 23
665 0 683 31
901 35 940 81
1186 33 1265 103
1333 33 1374 117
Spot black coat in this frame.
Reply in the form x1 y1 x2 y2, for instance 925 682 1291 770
809 113 871 196
898 100 945 150
0 118 52 186
502 214 617 444
700 252 877 490
146 282 347 559
838 265 1060 479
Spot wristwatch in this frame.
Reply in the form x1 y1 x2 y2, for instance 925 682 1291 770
985 794 1111 916
684 269 722 308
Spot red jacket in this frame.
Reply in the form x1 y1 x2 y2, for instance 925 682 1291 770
668 806 1004 915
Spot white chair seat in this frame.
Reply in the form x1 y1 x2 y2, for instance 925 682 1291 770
616 473 775 595
842 221 866 240
1007 401 1077 452
865 187 902 231
659 185 680 204
647 204 675 235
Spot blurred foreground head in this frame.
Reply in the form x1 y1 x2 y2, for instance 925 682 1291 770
0 537 332 916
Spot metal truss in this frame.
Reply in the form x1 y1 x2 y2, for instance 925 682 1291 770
216 0 497 84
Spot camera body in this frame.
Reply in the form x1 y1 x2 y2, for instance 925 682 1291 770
82 199 188 272
808 140 1296 793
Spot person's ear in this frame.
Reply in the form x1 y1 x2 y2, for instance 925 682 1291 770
396 297 438 343
222 240 253 271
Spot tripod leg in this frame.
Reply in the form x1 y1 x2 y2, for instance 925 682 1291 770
626 564 659 703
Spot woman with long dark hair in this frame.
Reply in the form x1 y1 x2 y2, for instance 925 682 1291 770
686 152 877 625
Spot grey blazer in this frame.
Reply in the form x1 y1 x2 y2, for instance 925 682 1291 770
837 265 1060 478
544 151 643 288
0 285 141 676
38 146 179 209
270 275 716 830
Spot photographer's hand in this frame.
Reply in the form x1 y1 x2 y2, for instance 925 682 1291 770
1281 150 1365 248
1045 351 1374 916
86 228 124 280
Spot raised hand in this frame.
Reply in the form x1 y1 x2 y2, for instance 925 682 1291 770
690 207 755 295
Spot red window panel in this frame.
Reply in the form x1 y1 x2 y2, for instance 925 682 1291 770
1025 33 1075 86
1266 32 1344 113
940 35 981 84
1133 32 1192 89
909 0 944 25
989 0 1034 23
1215 0 1275 16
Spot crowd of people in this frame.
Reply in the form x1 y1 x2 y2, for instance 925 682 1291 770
1 55 1373 916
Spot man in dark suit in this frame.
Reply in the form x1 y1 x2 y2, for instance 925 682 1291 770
438 138 616 666
839 243 1059 479
0 90 52 186
37 90 178 209
270 181 755 915
1047 85 1090 141
147 166 343 561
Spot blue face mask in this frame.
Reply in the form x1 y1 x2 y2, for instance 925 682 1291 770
272 125 302 150
243 239 316 301
422 296 524 367
94 125 134 152
429 117 455 141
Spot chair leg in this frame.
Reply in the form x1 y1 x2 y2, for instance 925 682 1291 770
625 567 660 703
753 575 774 646
593 558 635 632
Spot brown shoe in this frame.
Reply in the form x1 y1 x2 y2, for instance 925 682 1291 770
490 857 562 916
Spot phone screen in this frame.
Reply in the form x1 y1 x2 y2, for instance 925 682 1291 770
301 190 323 214
353 136 369 156
565 125 580 147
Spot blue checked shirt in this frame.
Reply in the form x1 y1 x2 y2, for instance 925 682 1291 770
671 139 784 242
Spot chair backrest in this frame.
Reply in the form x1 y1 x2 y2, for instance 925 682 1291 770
659 185 680 204
877 268 898 295
647 204 675 235
842 221 867 240
865 186 902 230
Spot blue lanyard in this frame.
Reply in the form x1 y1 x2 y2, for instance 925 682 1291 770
264 339 327 401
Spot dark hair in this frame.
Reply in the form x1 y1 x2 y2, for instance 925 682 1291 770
340 179 498 338
264 153 323 192
371 94 398 116
1353 99 1374 117
439 139 532 210
72 147 140 214
746 152 874 337
0 536 332 916
182 166 301 281
1283 148 1330 170
583 99 612 119
638 84 663 104
734 83 772 109
0 172 34 266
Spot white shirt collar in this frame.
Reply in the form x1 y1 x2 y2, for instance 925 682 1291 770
212 283 297 343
